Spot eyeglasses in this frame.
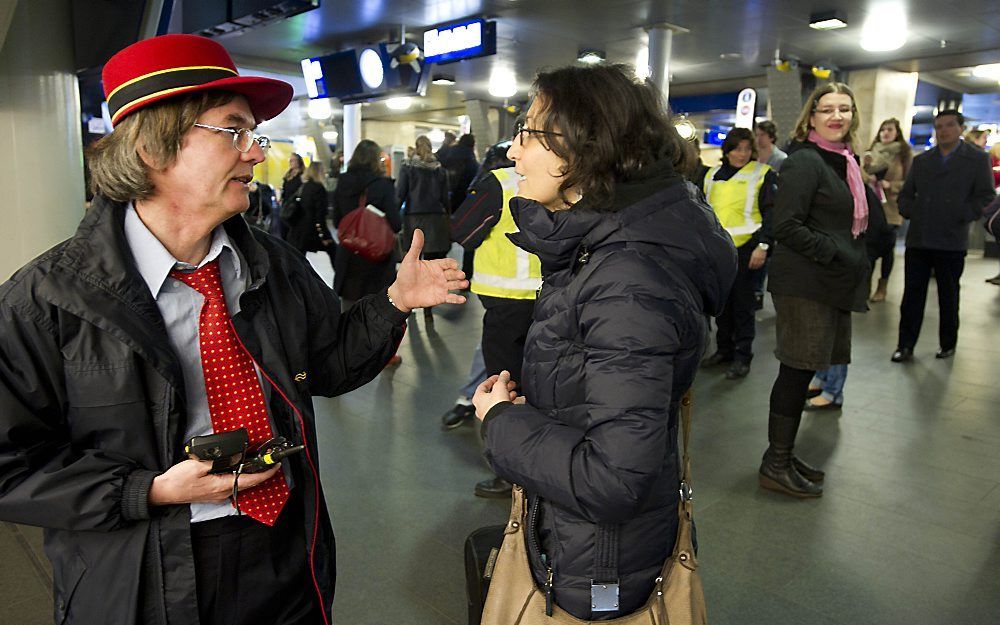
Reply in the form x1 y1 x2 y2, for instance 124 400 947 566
193 123 271 153
512 120 563 146
812 106 854 116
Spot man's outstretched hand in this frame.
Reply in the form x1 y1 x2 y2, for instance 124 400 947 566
387 229 469 313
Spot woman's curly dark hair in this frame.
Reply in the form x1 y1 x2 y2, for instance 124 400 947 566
529 64 691 211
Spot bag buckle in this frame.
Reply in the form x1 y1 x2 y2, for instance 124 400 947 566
679 481 693 502
590 580 620 612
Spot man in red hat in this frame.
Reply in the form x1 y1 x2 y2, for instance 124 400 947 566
0 34 467 625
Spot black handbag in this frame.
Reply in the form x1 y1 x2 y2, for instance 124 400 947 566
464 524 506 625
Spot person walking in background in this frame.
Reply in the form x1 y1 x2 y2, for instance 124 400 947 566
755 120 788 172
441 133 479 211
246 179 274 230
285 161 336 277
274 151 304 240
964 129 989 151
473 63 735 619
891 110 995 362
761 83 872 498
987 142 1000 285
435 130 457 161
864 118 912 302
397 135 452 324
700 127 776 379
333 140 402 310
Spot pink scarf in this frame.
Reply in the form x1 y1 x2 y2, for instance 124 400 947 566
809 129 868 238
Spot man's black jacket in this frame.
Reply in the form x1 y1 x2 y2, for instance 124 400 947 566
0 195 407 624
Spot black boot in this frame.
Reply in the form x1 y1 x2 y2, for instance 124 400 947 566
759 412 822 497
792 456 825 483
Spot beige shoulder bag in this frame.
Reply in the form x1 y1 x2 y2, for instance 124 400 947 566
481 391 707 625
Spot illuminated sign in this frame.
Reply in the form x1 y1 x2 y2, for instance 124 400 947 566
301 44 430 104
734 88 757 129
423 19 496 64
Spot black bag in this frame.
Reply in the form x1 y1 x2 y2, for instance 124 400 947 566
280 183 306 223
464 524 506 625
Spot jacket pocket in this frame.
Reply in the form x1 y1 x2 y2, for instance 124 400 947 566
65 360 144 408
53 552 86 625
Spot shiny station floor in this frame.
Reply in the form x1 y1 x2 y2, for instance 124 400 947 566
3 249 999 625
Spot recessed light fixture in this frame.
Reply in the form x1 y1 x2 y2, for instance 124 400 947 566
432 74 456 86
577 49 606 65
972 63 1000 79
488 67 517 98
385 97 412 110
860 5 908 51
809 10 848 30
719 52 742 60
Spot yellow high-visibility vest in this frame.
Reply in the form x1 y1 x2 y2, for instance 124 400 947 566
471 168 542 300
703 161 771 248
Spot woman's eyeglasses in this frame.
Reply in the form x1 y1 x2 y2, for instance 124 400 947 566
812 106 854 116
512 120 563 146
194 123 271 153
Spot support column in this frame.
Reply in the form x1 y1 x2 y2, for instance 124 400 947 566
465 98 494 151
341 103 362 172
766 65 804 147
847 68 919 150
644 23 687 106
0 0 84 279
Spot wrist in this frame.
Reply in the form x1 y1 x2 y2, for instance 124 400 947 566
386 285 411 313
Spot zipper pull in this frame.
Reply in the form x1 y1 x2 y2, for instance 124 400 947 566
545 567 554 616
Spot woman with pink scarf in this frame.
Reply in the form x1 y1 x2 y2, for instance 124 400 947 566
759 83 872 498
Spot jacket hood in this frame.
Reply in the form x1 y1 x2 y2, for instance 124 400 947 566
405 158 442 171
508 159 737 316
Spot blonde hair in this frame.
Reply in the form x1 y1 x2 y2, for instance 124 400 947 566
791 82 860 149
86 91 236 202
303 161 325 183
413 135 435 162
990 142 1000 160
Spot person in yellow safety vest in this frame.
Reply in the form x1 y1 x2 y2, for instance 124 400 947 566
699 127 778 379
464 166 543 498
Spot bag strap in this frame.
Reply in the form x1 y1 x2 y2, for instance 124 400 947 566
505 485 527 533
355 177 378 212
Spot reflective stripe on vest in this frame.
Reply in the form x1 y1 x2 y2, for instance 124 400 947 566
703 161 770 247
471 168 542 299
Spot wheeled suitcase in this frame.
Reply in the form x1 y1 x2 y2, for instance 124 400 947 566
464 525 506 625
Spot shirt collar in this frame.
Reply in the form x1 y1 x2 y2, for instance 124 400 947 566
124 203 242 298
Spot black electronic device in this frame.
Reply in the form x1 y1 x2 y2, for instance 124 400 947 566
240 437 306 473
185 429 249 474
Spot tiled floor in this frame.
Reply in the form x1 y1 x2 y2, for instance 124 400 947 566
5 250 999 625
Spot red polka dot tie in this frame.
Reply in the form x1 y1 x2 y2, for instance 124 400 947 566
170 260 289 526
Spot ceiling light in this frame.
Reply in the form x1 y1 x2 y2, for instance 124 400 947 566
860 5 908 51
719 52 742 60
307 98 332 120
577 49 605 65
488 67 517 98
809 10 848 30
432 74 456 86
385 97 412 110
673 116 697 141
972 63 1000 79
322 130 339 143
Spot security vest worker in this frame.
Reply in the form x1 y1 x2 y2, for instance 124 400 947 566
459 166 541 498
699 128 777 379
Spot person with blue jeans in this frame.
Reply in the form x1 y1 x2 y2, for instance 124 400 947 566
805 364 847 410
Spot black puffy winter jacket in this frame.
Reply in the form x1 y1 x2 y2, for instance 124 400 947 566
482 160 736 619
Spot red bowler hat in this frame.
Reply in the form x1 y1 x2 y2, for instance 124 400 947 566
102 34 293 127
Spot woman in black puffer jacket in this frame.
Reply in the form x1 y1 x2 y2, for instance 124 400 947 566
472 64 737 620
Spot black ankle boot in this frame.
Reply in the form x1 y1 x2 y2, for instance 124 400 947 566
759 446 823 498
792 456 825 483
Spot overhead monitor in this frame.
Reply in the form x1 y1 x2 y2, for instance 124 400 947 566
423 18 497 64
301 44 430 104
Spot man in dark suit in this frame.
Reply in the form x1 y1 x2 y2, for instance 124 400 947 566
892 110 995 362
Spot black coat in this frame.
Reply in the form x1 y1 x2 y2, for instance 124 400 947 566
897 141 995 251
332 169 401 299
440 145 479 209
0 196 407 625
284 179 330 253
985 194 1000 239
482 161 736 619
768 141 871 312
396 159 449 214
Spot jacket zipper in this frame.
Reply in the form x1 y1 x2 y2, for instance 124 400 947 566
528 495 553 616
227 317 332 625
